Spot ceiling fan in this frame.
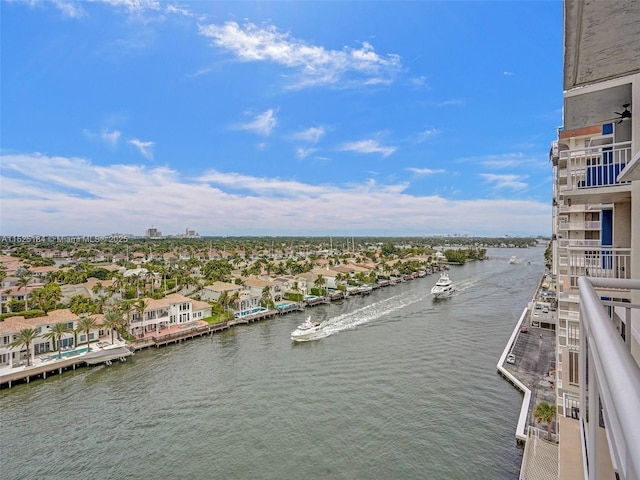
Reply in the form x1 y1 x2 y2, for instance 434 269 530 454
612 103 631 123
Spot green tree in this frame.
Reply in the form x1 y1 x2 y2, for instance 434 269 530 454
260 286 273 308
314 274 326 294
534 401 557 441
76 315 98 352
9 328 39 366
30 282 62 313
43 322 72 358
16 274 32 311
102 308 122 343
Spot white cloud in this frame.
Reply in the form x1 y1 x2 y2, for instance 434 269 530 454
292 126 326 144
128 138 154 160
296 148 317 160
102 129 121 146
503 71 515 76
479 173 528 191
438 99 465 107
83 128 121 147
340 139 397 158
0 153 550 236
199 21 402 88
406 167 445 176
52 0 86 18
417 128 440 142
237 109 277 136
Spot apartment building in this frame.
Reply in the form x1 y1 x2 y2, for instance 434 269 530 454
550 1 640 478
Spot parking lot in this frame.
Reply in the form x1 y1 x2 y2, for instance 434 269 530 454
504 308 557 425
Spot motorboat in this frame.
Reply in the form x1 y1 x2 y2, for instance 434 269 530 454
431 272 455 299
509 256 518 264
291 316 327 342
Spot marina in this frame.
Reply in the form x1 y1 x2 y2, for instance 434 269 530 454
1 247 544 479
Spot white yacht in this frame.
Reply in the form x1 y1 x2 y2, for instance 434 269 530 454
431 272 455 299
509 256 518 264
291 316 327 342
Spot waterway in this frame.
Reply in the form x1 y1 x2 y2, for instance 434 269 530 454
0 247 545 479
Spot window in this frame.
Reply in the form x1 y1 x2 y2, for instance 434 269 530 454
1 336 9 345
34 342 50 355
568 350 579 385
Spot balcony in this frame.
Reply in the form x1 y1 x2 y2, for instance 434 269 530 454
576 277 640 480
558 239 601 249
559 142 632 204
557 221 601 231
567 246 631 284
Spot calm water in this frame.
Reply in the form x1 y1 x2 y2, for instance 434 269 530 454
1 248 544 480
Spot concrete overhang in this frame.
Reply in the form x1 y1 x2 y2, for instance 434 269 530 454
618 150 640 182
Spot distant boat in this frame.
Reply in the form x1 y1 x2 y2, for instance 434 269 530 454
509 256 518 264
291 316 327 342
431 272 455 299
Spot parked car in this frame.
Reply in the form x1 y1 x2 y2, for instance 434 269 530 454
506 354 516 364
542 307 549 313
520 326 529 333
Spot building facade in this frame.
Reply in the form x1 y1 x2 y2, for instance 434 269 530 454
551 1 640 478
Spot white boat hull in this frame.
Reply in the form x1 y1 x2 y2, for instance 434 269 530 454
291 317 326 342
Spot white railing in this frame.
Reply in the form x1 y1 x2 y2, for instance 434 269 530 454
558 221 601 231
568 247 631 281
558 239 601 248
578 277 640 480
561 142 632 191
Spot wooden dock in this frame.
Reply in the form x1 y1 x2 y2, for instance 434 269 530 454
0 355 108 389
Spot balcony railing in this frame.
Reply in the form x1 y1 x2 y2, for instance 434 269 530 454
558 221 601 231
558 239 601 248
577 277 640 480
560 142 632 192
567 246 631 282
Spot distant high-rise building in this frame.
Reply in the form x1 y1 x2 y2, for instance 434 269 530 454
550 1 640 478
145 226 162 238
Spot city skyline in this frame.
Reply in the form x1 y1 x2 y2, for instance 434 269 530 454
1 1 562 236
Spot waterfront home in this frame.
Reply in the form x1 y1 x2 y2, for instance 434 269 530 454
272 276 307 297
0 309 89 368
200 281 244 302
242 278 283 303
127 293 212 338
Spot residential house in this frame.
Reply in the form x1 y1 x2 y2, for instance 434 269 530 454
0 309 89 367
242 278 283 303
200 281 244 302
127 293 212 338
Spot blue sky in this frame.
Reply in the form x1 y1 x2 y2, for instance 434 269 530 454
1 0 562 237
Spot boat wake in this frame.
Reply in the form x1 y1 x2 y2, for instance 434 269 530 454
317 291 427 339
451 277 481 294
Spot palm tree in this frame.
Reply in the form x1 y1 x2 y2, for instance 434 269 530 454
102 308 122 343
9 328 39 366
229 291 240 316
76 315 98 352
314 274 326 295
16 274 32 311
534 401 557 441
134 298 148 337
43 322 72 358
260 286 272 308
119 300 134 337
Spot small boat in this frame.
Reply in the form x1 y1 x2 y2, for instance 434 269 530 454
83 345 133 365
509 256 518 264
431 272 455 299
291 316 327 342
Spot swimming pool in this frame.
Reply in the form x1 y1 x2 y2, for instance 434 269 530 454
53 346 89 359
234 307 268 317
179 322 198 329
